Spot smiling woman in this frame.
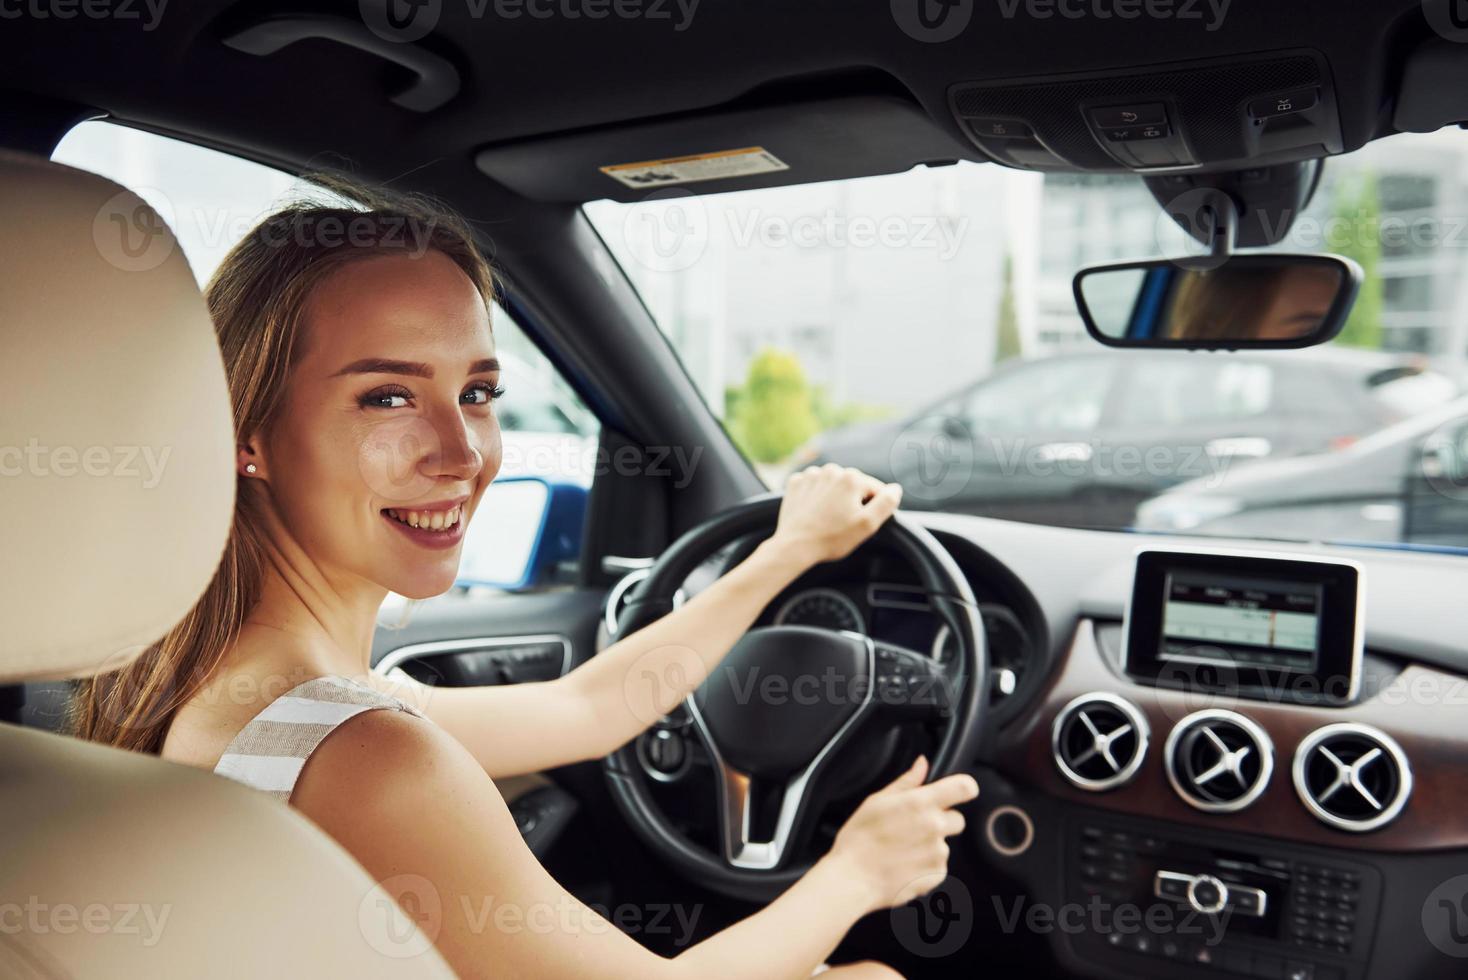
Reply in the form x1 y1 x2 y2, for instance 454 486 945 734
71 178 503 750
55 156 971 979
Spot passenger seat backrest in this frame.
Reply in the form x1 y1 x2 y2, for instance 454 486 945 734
0 152 454 979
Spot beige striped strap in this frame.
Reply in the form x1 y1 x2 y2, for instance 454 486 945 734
213 675 423 801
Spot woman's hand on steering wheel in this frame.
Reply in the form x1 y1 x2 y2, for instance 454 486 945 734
825 754 980 915
772 464 904 567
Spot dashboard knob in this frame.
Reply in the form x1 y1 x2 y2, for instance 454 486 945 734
1186 874 1229 915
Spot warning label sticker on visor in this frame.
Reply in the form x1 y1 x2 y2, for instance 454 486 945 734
600 147 789 188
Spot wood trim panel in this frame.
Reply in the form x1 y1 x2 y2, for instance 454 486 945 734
995 619 1468 851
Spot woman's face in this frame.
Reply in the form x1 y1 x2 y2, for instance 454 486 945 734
259 249 502 599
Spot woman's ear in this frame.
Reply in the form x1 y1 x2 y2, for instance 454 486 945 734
238 440 267 480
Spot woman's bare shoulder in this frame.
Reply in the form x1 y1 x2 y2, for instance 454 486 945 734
291 706 506 836
160 642 324 768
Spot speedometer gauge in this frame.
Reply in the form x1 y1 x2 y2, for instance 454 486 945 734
932 604 1029 699
773 588 865 633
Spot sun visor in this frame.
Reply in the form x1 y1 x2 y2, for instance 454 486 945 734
473 94 980 203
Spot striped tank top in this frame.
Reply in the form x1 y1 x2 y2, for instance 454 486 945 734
212 674 422 801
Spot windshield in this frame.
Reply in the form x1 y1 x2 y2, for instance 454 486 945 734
584 131 1468 552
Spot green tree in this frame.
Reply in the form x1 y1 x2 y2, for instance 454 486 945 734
1329 170 1384 349
994 253 1022 362
810 384 894 430
724 348 820 463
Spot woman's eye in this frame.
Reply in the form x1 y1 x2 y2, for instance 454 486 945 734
360 386 412 409
462 382 506 406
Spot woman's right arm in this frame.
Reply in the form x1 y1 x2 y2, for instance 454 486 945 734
292 709 977 980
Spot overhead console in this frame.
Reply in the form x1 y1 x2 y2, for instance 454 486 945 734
948 51 1342 174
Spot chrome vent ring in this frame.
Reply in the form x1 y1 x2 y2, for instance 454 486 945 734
1293 723 1412 833
1051 693 1150 791
1165 709 1274 813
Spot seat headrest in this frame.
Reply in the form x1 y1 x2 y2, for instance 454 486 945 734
0 152 234 683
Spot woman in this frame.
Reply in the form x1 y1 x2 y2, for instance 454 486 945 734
71 182 979 979
1165 263 1341 342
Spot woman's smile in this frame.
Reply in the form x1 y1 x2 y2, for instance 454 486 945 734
382 496 471 550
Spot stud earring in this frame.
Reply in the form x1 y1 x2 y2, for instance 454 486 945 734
244 463 258 475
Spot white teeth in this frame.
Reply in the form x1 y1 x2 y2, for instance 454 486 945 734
386 506 462 532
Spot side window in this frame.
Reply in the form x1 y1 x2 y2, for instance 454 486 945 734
485 309 598 486
53 121 599 588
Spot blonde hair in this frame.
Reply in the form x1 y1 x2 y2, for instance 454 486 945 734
71 176 496 752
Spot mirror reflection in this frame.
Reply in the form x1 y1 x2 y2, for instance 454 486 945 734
1076 256 1357 347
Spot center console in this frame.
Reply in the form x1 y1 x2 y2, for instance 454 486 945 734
1066 816 1380 980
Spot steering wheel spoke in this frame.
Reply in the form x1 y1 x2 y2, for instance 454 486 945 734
710 763 814 870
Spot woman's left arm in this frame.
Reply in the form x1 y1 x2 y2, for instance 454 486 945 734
375 465 902 779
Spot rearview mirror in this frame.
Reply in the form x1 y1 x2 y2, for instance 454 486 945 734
1073 254 1361 350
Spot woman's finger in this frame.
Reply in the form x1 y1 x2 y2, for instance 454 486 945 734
862 483 903 525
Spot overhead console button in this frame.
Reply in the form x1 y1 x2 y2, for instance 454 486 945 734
1091 103 1168 128
967 117 1032 140
1248 87 1319 119
1103 124 1170 142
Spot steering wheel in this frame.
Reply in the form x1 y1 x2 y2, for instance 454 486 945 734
603 496 988 903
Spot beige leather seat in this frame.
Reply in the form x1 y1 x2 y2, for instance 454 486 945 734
0 152 455 979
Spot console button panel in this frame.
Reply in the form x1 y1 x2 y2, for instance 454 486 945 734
1068 820 1377 979
949 53 1341 174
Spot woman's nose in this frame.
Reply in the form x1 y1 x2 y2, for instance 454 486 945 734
425 407 483 481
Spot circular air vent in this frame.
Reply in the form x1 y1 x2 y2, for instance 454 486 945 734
1165 709 1274 813
1292 723 1413 833
1051 693 1150 791
604 568 685 637
604 567 652 636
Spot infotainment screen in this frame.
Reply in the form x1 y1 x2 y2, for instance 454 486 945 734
1124 550 1362 703
1160 572 1322 673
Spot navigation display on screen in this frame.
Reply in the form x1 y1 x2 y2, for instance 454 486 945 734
1159 572 1322 672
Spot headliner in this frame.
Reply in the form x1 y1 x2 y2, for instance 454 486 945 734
0 0 1445 210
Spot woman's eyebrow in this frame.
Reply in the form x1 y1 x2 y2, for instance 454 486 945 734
333 358 433 378
332 357 500 378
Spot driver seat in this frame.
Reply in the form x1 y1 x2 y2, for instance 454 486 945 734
0 152 454 979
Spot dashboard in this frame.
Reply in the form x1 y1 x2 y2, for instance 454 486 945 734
907 512 1468 980
592 514 1468 979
